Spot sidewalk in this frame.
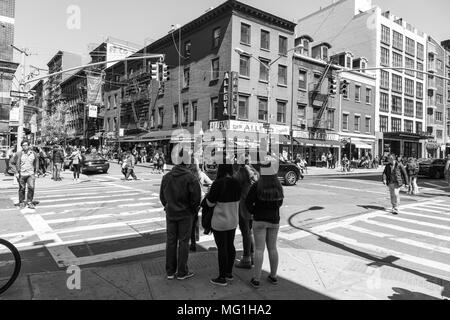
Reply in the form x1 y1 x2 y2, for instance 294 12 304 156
0 170 91 190
1 247 446 300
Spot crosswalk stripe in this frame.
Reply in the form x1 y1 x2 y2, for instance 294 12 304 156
37 198 134 209
334 179 381 186
118 202 157 208
318 230 450 273
306 183 386 195
400 211 450 222
342 224 450 255
37 186 109 193
409 206 450 214
377 215 450 231
37 190 140 199
363 219 450 242
54 217 166 234
46 208 164 224
424 203 450 210
39 193 142 203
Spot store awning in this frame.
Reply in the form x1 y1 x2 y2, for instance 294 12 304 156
89 132 103 140
294 139 340 148
354 142 373 149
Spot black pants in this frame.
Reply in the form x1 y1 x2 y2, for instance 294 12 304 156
212 229 236 278
166 217 193 276
73 164 81 179
190 213 199 246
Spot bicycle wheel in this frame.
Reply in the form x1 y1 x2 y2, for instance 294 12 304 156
0 239 21 295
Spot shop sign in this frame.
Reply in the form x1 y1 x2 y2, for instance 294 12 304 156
9 107 19 122
210 120 289 135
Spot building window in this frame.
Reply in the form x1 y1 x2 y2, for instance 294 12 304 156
366 88 372 104
354 116 361 132
343 114 349 131
392 74 402 93
212 27 221 48
258 98 268 121
150 110 155 128
405 78 414 96
416 62 424 79
346 55 352 68
417 43 424 61
158 108 164 126
211 58 220 80
365 117 371 133
239 55 250 77
238 95 249 120
404 99 414 117
182 103 189 124
107 96 111 110
416 122 423 134
261 30 270 50
173 105 179 125
380 70 390 89
381 47 390 67
279 36 287 56
392 117 402 132
416 102 423 119
241 23 251 45
298 69 307 90
277 101 286 124
183 68 190 88
437 94 443 105
437 129 443 139
191 101 198 122
381 25 390 45
211 97 220 120
278 65 287 86
393 31 403 51
405 57 415 76
297 104 306 120
436 111 443 122
322 46 329 61
404 120 414 133
184 41 191 58
392 95 402 114
380 116 388 133
416 82 423 99
393 52 403 71
259 58 270 82
380 92 389 112
302 39 310 56
406 37 415 56
355 85 361 102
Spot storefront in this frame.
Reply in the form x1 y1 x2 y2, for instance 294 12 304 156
340 137 375 161
381 132 427 159
292 131 341 167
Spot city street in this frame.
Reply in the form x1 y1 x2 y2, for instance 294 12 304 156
1 164 449 299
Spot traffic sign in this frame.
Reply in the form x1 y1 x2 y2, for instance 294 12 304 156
10 91 28 99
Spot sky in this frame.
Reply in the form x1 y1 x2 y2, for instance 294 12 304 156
12 0 450 78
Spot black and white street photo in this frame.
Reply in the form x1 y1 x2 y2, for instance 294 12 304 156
0 0 449 307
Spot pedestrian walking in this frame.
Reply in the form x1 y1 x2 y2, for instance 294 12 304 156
245 171 284 288
406 157 419 195
160 154 202 280
382 154 408 215
9 140 39 210
445 154 450 187
52 145 64 181
206 164 241 287
69 146 83 183
124 151 138 181
234 164 258 269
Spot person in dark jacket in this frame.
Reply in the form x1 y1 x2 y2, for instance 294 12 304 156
382 154 408 215
207 164 242 287
160 158 202 281
245 171 284 288
52 145 64 181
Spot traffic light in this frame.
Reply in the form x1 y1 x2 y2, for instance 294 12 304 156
159 63 170 82
328 76 338 96
151 63 159 81
340 79 350 96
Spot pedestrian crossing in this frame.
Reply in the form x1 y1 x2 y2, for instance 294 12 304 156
281 200 450 278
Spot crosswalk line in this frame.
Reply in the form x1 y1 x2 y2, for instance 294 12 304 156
46 208 164 224
39 193 142 203
318 230 450 273
377 215 450 231
37 198 134 209
37 190 140 199
342 224 450 255
306 183 386 195
400 211 450 222
363 219 450 242
118 202 157 208
409 206 450 214
37 186 109 194
424 204 450 210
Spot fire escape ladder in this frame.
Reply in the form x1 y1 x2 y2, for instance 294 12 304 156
311 61 333 131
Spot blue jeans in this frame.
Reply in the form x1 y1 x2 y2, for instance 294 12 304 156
18 175 36 204
253 221 279 281
166 216 193 276
53 163 62 180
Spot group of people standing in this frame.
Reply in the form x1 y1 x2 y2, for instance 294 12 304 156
160 155 283 289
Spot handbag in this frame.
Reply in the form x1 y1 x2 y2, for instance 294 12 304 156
201 197 214 235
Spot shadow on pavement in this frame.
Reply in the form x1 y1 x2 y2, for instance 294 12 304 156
388 287 443 300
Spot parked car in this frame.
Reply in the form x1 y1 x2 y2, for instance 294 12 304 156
418 158 446 179
80 154 110 174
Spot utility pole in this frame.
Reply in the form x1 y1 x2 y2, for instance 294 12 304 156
11 45 30 152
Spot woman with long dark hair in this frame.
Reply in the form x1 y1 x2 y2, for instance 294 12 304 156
206 164 241 286
245 172 284 288
234 165 258 269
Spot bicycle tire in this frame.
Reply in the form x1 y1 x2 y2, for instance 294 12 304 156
0 239 22 295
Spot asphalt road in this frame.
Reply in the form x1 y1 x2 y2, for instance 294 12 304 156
1 163 449 283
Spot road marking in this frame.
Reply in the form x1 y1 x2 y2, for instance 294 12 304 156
405 206 450 214
38 193 142 203
306 183 386 195
425 203 450 209
36 186 109 194
342 224 450 255
317 230 450 273
377 215 450 231
362 219 450 242
37 190 139 199
46 208 164 224
424 182 448 189
400 211 450 222
118 202 157 208
334 179 381 186
37 198 134 209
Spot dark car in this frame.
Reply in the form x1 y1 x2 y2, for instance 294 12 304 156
418 158 445 179
81 154 110 174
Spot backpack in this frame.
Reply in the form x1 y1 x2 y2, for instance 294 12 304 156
406 161 417 175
